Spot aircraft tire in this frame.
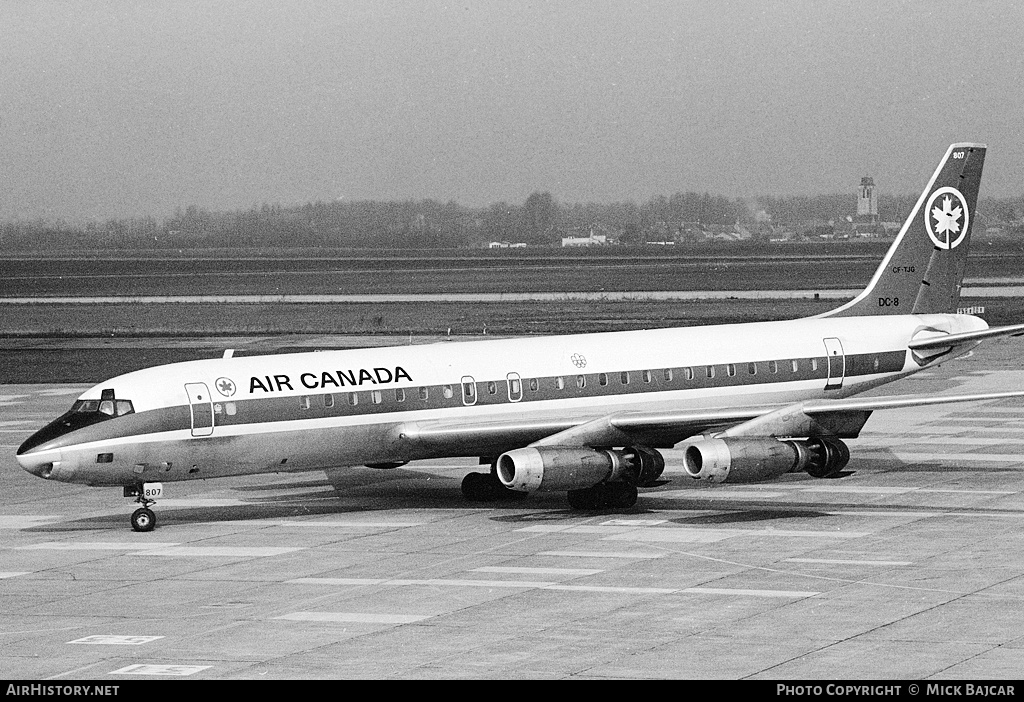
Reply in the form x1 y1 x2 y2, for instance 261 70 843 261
131 507 156 532
606 483 638 509
566 486 602 510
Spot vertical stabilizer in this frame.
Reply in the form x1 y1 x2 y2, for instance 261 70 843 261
824 143 986 317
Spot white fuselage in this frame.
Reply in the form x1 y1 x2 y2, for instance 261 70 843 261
17 312 985 487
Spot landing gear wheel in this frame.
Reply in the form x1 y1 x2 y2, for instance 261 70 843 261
567 486 603 510
461 472 527 502
567 483 638 510
606 483 639 509
131 507 156 532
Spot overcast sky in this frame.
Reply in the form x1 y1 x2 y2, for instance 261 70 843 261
3 0 1022 220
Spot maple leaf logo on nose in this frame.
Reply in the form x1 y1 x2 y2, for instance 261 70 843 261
931 195 963 239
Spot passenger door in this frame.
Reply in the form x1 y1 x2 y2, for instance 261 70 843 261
184 382 214 436
823 337 845 390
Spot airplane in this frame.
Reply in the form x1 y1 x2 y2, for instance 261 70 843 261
16 142 1024 532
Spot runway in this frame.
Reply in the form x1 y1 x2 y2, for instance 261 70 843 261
1 350 1023 679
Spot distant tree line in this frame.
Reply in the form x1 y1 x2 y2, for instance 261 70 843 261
1 191 1021 251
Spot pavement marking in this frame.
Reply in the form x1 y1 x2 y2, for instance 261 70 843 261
537 550 666 559
35 388 89 396
783 558 913 566
602 527 870 543
545 585 678 594
863 436 1024 446
472 566 604 576
881 451 1024 463
136 546 305 557
653 489 789 500
516 525 635 534
0 516 63 529
681 587 820 598
68 635 164 645
224 519 425 528
274 612 432 624
157 498 251 508
110 664 211 676
17 542 181 550
0 572 30 579
599 519 667 526
285 577 817 598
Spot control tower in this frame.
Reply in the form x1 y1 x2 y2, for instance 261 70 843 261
857 176 878 223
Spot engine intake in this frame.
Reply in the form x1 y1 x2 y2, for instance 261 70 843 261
496 446 661 492
683 436 850 483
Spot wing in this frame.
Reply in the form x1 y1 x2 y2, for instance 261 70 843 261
397 390 1024 454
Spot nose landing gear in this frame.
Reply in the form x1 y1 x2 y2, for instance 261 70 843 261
124 483 163 532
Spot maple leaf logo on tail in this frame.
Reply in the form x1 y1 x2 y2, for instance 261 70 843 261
924 187 970 250
932 196 962 243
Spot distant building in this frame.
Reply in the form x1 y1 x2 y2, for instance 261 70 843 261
857 176 878 220
561 233 608 247
852 175 881 236
488 241 528 249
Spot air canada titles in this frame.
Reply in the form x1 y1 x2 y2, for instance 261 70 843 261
249 366 412 394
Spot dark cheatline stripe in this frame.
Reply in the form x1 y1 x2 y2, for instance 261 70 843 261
23 350 907 452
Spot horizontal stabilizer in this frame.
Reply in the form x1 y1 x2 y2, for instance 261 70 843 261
907 323 1024 351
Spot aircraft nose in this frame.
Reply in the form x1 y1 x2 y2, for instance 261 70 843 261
16 442 59 480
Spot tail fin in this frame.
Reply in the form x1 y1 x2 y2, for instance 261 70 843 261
824 143 986 318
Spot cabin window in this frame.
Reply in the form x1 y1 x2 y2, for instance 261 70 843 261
726 364 736 377
529 378 539 392
748 362 757 375
811 358 819 372
642 370 652 383
873 356 880 371
664 369 673 382
323 393 334 408
576 375 586 389
461 377 477 404
443 385 454 399
419 387 429 401
395 388 406 402
555 376 565 390
348 393 358 406
487 381 497 395
620 371 630 385
599 373 608 386
791 360 799 373
768 360 778 374
507 374 523 402
299 396 311 410
706 366 715 379
684 367 694 381
225 402 236 415
371 390 382 404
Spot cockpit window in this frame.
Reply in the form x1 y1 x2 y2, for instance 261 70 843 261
72 399 134 417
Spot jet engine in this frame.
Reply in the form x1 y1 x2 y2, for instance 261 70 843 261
495 446 664 492
683 436 850 483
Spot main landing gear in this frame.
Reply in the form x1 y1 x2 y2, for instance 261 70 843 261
566 482 638 510
124 483 163 532
461 471 528 502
